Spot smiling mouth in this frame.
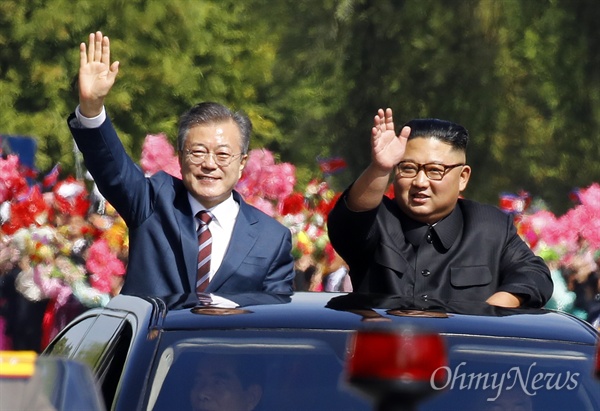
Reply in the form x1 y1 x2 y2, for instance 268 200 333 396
411 192 429 199
410 192 429 203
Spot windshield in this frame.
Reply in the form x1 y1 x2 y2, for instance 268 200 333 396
145 330 600 411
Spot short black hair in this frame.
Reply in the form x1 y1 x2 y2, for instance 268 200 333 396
403 118 468 151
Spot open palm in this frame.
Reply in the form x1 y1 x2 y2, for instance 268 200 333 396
371 108 410 171
78 32 119 106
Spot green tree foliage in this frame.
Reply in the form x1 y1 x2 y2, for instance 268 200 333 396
1 0 283 173
1 0 599 213
330 0 600 213
486 0 600 213
243 0 350 187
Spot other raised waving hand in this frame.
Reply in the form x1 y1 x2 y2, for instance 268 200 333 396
78 31 119 117
371 108 411 173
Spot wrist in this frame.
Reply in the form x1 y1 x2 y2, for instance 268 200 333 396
79 99 104 118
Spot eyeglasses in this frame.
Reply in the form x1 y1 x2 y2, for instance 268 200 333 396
395 161 464 181
184 149 244 167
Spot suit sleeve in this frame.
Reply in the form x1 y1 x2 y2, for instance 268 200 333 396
67 113 151 226
497 214 554 308
262 227 295 294
327 188 380 268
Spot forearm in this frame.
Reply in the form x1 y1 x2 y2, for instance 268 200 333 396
346 163 392 211
486 291 522 308
69 114 146 220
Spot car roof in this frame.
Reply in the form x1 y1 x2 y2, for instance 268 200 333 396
103 292 599 345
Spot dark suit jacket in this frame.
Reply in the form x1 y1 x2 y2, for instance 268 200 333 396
327 192 553 307
68 114 295 296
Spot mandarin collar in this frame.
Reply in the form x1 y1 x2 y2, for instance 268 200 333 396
430 205 463 250
401 204 463 250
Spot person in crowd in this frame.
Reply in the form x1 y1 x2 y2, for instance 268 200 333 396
563 243 600 327
67 31 295 296
327 108 553 308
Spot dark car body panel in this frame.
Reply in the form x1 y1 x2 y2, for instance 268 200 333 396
43 292 600 411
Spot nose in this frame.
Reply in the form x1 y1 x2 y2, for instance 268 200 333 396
200 153 218 168
412 169 429 186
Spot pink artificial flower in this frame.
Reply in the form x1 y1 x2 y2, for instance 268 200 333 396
236 149 296 204
578 183 600 208
236 149 275 198
260 163 296 202
140 133 182 179
555 207 585 254
33 263 73 307
0 154 28 203
86 239 126 293
245 196 276 217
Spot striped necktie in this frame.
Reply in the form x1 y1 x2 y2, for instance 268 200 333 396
196 210 213 294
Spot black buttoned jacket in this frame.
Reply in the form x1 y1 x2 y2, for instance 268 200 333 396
327 193 553 308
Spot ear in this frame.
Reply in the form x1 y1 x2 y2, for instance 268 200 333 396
458 164 471 192
244 384 262 411
238 154 248 179
178 151 185 168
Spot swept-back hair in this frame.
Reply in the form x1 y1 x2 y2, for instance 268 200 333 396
177 102 252 153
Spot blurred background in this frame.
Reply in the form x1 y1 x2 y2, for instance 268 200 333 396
1 0 599 213
2 0 600 352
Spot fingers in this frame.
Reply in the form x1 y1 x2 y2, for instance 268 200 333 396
79 42 87 67
83 31 109 64
384 108 393 129
372 108 394 135
86 32 95 64
93 31 102 63
101 35 111 65
108 61 120 81
399 125 411 139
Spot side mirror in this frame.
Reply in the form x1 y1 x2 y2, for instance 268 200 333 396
345 326 447 411
0 351 106 411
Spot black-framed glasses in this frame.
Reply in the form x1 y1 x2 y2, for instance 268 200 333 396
184 149 244 167
395 161 464 181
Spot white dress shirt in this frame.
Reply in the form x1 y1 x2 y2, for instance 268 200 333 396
188 193 239 280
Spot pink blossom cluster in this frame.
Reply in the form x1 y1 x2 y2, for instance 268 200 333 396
86 239 126 293
140 133 182 179
235 149 296 216
0 154 28 203
517 183 600 261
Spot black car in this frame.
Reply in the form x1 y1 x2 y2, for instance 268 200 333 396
38 292 600 411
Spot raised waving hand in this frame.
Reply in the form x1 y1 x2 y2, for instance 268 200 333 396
371 108 411 173
78 31 119 117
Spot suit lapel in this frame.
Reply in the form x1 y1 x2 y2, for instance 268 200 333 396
207 194 259 290
173 186 198 292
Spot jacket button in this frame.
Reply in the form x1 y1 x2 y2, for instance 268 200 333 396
421 294 428 300
421 269 431 277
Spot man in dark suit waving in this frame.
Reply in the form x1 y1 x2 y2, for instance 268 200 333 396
327 108 552 308
68 31 294 297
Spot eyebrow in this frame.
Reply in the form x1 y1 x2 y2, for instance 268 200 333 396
187 143 233 150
